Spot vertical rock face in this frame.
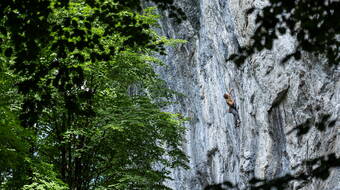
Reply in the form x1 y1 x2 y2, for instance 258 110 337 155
154 0 340 189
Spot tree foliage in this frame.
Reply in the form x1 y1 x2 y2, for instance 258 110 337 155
0 0 188 189
228 0 340 65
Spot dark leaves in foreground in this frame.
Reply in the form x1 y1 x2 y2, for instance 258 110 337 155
250 153 339 190
204 153 339 190
228 0 340 65
287 113 336 137
205 181 235 190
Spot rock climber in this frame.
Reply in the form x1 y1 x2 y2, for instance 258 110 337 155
224 88 240 127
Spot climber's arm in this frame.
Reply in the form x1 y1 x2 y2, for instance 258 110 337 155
228 88 234 95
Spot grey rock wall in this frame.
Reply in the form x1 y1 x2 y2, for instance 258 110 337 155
154 0 340 189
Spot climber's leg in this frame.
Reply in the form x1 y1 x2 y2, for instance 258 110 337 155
230 108 240 127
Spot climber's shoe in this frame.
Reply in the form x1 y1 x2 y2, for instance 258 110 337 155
236 120 241 127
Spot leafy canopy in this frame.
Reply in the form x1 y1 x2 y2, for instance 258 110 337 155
0 0 188 189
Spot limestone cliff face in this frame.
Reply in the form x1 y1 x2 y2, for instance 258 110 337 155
154 0 340 189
